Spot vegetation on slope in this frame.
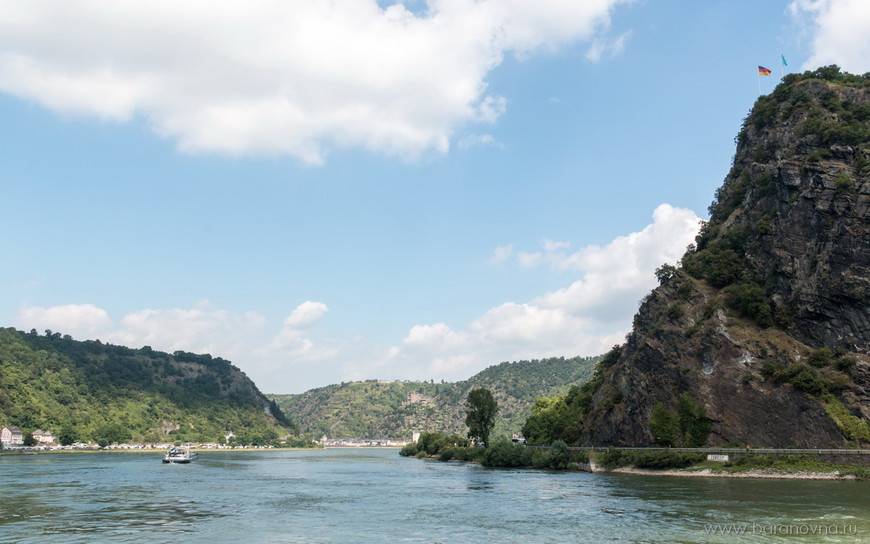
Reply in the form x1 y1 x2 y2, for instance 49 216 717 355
0 327 294 445
271 355 600 440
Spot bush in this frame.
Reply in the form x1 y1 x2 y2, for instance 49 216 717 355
399 443 418 457
453 447 486 463
666 303 686 320
439 448 456 462
808 347 834 368
411 432 469 457
834 173 854 192
481 438 530 468
596 450 628 470
629 450 704 469
789 365 826 395
723 282 774 327
845 467 870 480
548 440 570 469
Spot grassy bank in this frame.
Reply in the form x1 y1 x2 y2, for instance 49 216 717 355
399 434 870 480
595 450 870 480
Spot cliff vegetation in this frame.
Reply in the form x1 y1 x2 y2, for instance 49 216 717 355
523 66 870 449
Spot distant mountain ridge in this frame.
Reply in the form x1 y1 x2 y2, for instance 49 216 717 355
0 327 292 445
270 355 600 440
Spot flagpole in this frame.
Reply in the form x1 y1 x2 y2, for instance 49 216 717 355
758 70 761 95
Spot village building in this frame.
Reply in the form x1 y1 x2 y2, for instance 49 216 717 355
1 426 24 447
32 430 57 445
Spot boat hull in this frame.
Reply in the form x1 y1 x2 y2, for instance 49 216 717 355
161 448 199 463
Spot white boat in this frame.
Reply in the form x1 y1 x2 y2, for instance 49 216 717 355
162 446 199 464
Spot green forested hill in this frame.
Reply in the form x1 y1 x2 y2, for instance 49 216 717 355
0 327 293 445
270 355 600 440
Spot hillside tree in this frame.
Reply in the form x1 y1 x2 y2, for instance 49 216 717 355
465 388 498 446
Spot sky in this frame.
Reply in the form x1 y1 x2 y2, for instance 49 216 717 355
2 0 869 394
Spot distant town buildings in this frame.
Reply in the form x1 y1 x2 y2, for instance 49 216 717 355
32 430 57 444
316 435 407 448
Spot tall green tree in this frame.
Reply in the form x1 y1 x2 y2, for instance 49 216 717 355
649 402 679 446
465 388 498 446
649 394 711 447
57 425 77 446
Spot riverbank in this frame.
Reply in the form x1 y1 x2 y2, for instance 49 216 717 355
408 451 868 480
0 445 323 455
400 435 870 481
605 466 859 480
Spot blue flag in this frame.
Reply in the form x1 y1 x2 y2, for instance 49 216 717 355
781 54 788 67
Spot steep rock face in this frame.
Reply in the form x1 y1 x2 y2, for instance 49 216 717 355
583 68 870 448
734 85 870 349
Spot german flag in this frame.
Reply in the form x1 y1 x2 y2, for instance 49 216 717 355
758 66 772 76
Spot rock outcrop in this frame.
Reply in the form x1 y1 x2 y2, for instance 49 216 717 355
583 67 870 448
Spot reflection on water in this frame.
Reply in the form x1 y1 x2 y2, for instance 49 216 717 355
0 449 867 543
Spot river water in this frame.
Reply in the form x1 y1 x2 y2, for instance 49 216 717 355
0 448 867 543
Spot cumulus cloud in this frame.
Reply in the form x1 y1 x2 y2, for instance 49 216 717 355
17 303 112 338
283 301 329 329
488 244 514 264
13 206 701 392
13 299 337 392
789 0 870 73
0 0 631 164
383 204 701 381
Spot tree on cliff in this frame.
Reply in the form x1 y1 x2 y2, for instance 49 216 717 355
465 388 498 446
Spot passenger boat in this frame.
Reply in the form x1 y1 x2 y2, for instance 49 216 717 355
162 445 199 464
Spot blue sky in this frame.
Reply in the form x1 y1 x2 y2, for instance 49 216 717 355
2 0 869 393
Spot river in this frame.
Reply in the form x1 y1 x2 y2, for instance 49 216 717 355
0 448 867 543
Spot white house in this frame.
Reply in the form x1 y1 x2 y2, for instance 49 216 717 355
1 426 24 447
32 430 57 444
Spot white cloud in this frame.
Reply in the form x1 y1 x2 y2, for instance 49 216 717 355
383 204 702 382
488 244 514 264
517 251 542 268
283 301 329 329
404 322 469 350
789 0 870 73
585 29 632 62
13 299 337 393
543 239 571 252
17 303 112 338
13 206 700 393
0 0 631 164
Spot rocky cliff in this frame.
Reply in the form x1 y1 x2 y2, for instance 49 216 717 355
582 66 870 448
